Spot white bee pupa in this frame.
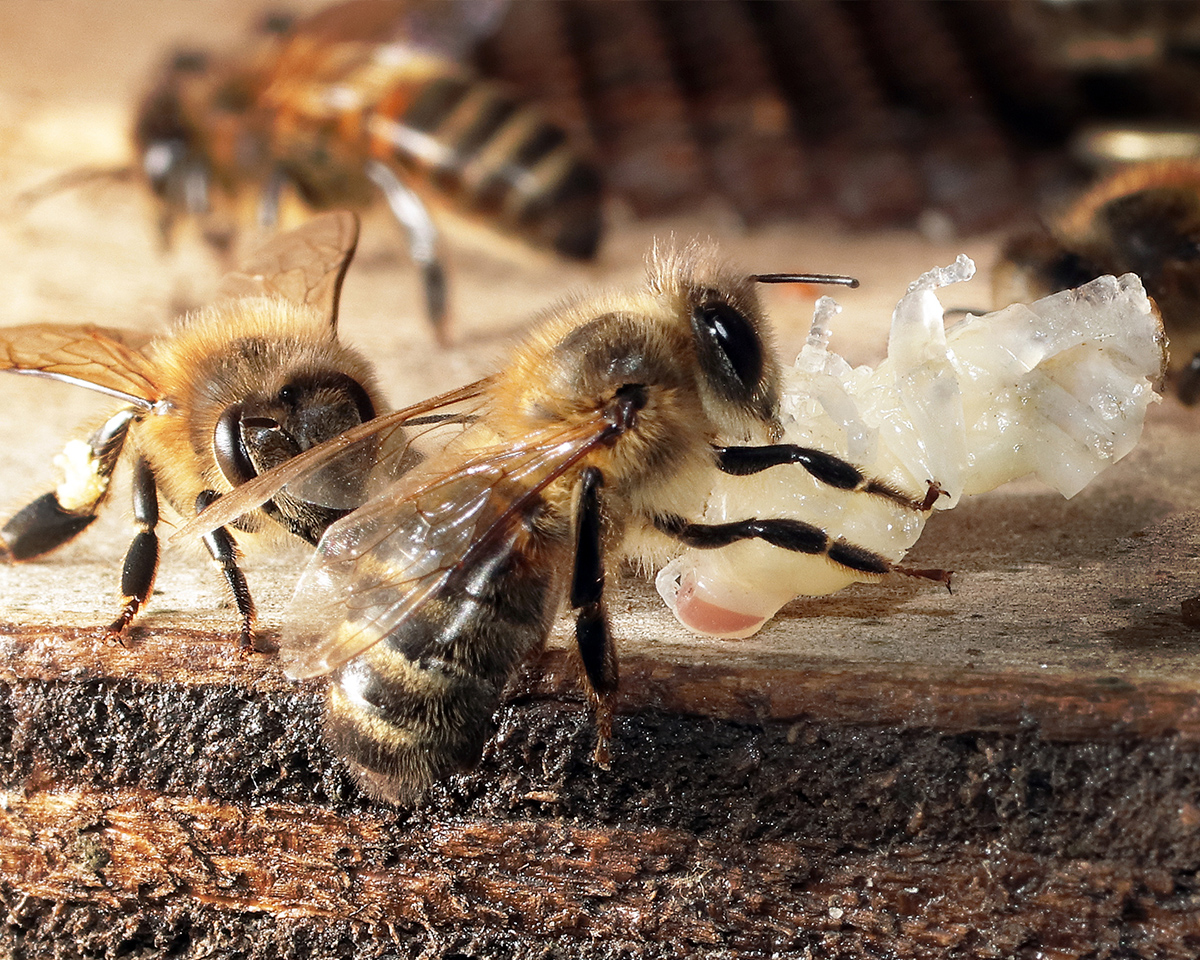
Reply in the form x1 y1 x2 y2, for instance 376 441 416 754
657 258 1166 639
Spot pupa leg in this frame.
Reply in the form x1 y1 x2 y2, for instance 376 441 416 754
195 490 257 647
1 408 135 562
570 467 617 767
363 159 448 344
714 444 943 511
654 513 951 588
107 456 160 639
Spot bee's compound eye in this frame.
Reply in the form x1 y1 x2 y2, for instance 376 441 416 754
693 302 763 393
213 403 257 485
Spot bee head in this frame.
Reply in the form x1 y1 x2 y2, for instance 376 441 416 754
213 370 377 488
647 245 785 439
211 366 377 542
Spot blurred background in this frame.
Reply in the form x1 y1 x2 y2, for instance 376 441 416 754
4 0 1199 375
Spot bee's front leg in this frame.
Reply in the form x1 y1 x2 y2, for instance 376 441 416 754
195 490 257 648
654 512 950 589
714 443 944 512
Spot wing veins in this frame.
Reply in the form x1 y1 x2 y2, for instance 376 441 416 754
282 411 616 676
0 324 160 404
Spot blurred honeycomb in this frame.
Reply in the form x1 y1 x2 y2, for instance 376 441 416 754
477 0 1200 235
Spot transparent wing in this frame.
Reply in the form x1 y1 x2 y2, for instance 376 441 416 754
282 0 508 60
0 323 159 407
214 210 360 328
278 390 477 510
280 408 614 679
170 376 495 543
260 0 508 119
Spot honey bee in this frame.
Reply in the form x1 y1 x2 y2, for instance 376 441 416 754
0 211 389 644
995 159 1200 402
133 0 604 341
180 244 946 804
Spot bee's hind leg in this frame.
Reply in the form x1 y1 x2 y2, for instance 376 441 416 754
364 159 449 345
256 166 289 230
1 408 134 562
195 490 257 648
570 467 618 768
1 493 99 562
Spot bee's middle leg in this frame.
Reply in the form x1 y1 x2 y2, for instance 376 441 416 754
570 467 617 767
715 444 943 512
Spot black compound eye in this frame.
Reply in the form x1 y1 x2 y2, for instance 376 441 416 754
278 383 300 407
213 403 257 485
693 301 763 392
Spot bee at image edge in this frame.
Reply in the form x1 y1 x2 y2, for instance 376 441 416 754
0 211 389 645
182 242 949 804
995 159 1200 402
133 0 604 343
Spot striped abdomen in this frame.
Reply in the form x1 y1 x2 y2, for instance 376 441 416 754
366 72 602 260
323 526 563 804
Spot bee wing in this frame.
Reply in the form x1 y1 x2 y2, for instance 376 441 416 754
272 389 481 511
170 377 495 543
0 323 160 406
279 410 614 679
283 0 508 61
261 1 507 123
214 211 360 329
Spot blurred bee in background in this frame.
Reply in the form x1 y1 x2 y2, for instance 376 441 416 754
132 0 604 344
181 244 947 803
0 212 391 645
995 159 1200 402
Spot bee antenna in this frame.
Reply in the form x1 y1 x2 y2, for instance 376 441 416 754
751 273 860 289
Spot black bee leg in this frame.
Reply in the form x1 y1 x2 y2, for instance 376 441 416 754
571 467 618 768
714 444 945 512
195 490 257 648
182 160 211 216
654 513 952 589
155 207 178 252
107 457 160 641
1 408 135 562
257 167 287 230
363 159 449 345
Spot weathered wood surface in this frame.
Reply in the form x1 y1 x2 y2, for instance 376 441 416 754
3 583 1200 958
3 2 1200 958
